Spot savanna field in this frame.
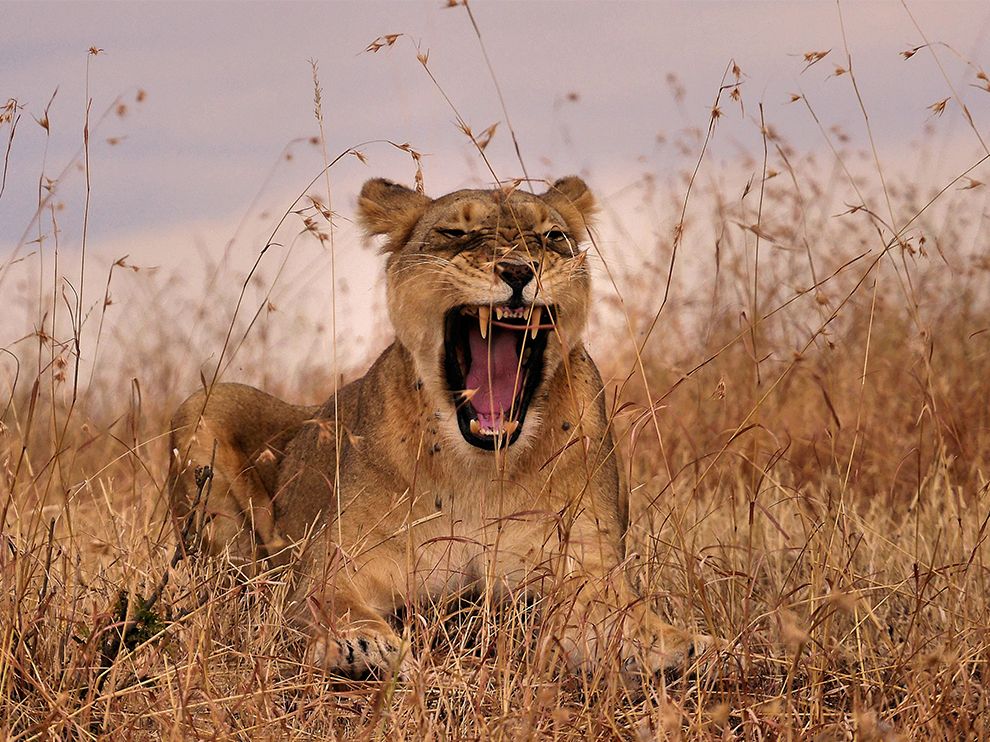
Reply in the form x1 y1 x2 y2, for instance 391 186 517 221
3 7 990 740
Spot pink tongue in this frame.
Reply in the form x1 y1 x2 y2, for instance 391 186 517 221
466 324 521 430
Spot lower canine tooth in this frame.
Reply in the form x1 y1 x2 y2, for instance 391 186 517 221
503 420 519 436
470 419 481 436
478 306 490 340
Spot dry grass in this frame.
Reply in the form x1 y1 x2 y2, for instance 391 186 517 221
3 9 990 740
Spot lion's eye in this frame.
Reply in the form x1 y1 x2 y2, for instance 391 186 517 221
436 227 467 239
544 229 567 242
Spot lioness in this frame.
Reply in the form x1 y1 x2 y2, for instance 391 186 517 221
168 177 714 681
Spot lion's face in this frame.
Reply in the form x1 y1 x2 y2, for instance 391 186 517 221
358 177 596 456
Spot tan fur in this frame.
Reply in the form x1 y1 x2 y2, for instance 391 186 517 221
167 177 716 681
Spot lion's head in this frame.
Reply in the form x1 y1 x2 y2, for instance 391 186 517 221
358 177 597 455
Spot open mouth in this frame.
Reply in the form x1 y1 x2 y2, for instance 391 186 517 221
443 304 555 450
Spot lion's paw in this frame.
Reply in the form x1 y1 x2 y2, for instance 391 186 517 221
621 623 729 684
308 629 410 680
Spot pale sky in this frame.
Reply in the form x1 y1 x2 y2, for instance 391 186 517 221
2 1 990 396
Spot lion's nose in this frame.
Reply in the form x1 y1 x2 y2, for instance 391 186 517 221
496 261 538 293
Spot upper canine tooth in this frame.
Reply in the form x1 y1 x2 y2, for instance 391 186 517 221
478 306 490 339
530 306 542 339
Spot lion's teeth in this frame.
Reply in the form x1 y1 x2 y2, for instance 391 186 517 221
460 388 477 401
529 306 542 339
495 306 504 320
478 306 490 340
470 419 481 436
503 420 519 436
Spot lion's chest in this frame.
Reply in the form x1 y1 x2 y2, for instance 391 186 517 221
405 466 567 598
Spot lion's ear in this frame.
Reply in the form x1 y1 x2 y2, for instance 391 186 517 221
357 178 432 251
541 177 597 241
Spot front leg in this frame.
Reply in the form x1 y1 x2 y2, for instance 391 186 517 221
494 518 717 683
306 590 409 679
586 588 718 683
289 543 410 680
